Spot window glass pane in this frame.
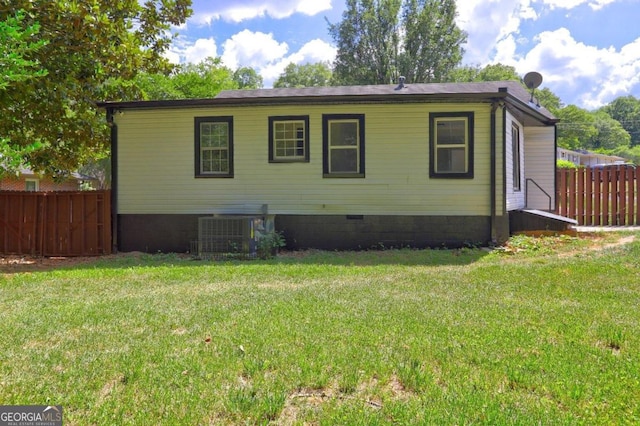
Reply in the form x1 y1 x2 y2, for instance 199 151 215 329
512 125 521 189
272 120 306 159
436 120 466 145
331 149 358 172
330 122 358 146
437 147 466 173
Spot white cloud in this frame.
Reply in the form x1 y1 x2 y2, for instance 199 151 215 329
513 28 640 108
540 0 616 10
218 30 336 86
456 0 536 65
184 38 219 64
191 0 332 24
164 37 218 64
221 30 289 70
259 39 338 86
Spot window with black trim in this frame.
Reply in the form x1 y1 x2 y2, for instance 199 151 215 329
195 116 233 178
322 114 365 178
269 116 309 162
429 112 473 178
512 123 521 191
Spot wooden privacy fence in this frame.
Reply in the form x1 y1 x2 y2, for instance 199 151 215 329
0 191 111 256
556 165 639 226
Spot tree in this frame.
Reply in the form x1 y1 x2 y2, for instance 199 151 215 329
171 57 237 98
274 62 333 88
328 0 466 85
603 95 640 146
398 0 466 83
134 57 239 100
233 67 263 89
554 105 598 150
448 63 564 113
586 111 631 151
612 145 640 165
535 88 562 114
449 63 519 83
0 11 48 173
134 72 184 100
0 1 192 176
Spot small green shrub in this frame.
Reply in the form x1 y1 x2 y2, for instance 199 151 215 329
256 231 286 259
556 159 579 169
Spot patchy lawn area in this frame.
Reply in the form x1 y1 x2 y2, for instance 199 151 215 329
1 233 639 425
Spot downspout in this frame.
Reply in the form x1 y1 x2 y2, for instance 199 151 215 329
106 108 118 253
553 123 558 211
502 104 508 218
490 101 498 244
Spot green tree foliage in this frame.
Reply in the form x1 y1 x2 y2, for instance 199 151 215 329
448 63 563 112
0 11 48 173
171 58 237 98
0 0 192 176
134 72 184 100
329 0 466 85
612 145 640 165
449 63 520 83
274 62 334 88
134 57 241 100
586 110 631 151
535 88 563 113
555 105 598 150
603 95 640 146
398 0 465 83
79 156 111 189
233 66 263 89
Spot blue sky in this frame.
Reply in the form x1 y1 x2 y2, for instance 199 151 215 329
167 0 640 109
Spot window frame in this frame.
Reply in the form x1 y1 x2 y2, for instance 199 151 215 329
25 178 39 191
322 114 365 178
512 123 522 191
194 116 234 178
429 112 474 179
268 115 310 163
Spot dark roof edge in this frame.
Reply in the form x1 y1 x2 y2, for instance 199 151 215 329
96 92 509 109
502 91 559 125
96 87 556 125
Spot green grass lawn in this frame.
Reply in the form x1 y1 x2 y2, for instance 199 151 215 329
1 233 639 425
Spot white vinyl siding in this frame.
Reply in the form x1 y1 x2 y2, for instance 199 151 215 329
505 112 525 211
114 103 494 216
524 126 556 210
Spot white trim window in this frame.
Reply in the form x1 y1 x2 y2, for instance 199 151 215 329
429 112 474 179
195 116 234 178
25 179 39 191
322 114 365 177
269 116 309 162
512 123 522 191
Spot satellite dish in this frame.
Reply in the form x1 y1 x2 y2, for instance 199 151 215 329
523 71 543 105
523 71 543 90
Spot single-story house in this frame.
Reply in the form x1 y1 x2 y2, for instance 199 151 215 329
0 167 96 192
556 147 627 166
98 80 559 253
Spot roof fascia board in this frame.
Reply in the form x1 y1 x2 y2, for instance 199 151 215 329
97 91 510 110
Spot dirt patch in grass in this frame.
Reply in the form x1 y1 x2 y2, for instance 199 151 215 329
1 232 636 275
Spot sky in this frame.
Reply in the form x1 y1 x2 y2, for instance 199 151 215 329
166 0 640 110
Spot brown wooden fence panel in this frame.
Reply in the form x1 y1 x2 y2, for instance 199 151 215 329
556 166 638 226
0 190 111 256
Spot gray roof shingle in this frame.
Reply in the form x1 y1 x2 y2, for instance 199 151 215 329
98 80 556 124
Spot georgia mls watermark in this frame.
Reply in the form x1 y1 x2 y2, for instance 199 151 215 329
0 406 62 426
